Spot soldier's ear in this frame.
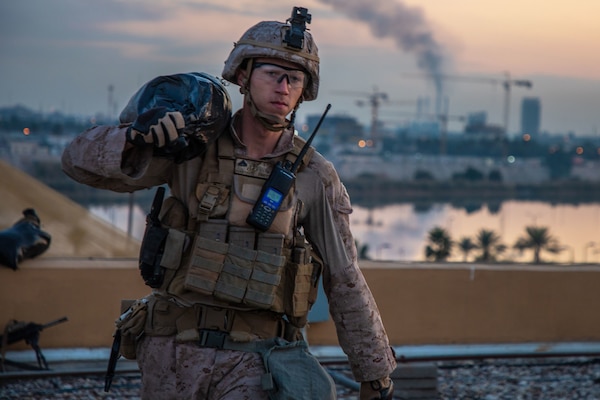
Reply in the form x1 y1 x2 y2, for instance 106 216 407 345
237 69 248 87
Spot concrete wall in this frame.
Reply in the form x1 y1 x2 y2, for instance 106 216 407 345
2 258 600 350
0 258 149 350
310 261 600 346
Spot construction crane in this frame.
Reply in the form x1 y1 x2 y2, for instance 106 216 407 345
333 87 413 147
405 71 533 136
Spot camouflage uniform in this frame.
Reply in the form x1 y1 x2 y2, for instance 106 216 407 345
137 336 268 399
61 7 396 400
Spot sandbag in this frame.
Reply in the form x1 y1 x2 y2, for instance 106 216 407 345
119 72 232 162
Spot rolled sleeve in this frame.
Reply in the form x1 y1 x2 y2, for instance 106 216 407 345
61 125 168 192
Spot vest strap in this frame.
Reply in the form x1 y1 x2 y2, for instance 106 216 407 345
195 134 236 223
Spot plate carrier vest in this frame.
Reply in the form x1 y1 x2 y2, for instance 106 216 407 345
152 132 322 330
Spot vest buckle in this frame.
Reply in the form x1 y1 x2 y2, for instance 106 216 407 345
198 329 228 349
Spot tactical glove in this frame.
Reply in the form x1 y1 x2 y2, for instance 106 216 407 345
359 376 394 400
126 107 186 149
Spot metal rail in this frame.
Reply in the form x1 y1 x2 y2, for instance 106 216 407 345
4 342 600 381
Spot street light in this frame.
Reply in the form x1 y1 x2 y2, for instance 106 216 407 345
560 245 574 264
583 242 597 263
377 243 391 260
526 212 543 226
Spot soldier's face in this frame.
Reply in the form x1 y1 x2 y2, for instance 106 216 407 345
247 57 305 119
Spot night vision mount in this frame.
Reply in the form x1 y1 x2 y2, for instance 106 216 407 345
284 7 311 50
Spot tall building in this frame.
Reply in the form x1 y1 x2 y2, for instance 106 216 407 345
520 97 541 137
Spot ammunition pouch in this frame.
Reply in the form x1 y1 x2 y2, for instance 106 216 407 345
183 234 287 311
181 220 321 324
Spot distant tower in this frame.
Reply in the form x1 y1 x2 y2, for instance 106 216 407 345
520 97 541 137
107 84 115 120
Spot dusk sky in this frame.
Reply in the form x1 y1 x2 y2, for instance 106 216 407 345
1 0 599 136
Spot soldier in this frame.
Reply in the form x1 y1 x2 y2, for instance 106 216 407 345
62 7 396 400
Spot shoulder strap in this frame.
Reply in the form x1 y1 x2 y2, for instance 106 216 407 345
206 133 235 184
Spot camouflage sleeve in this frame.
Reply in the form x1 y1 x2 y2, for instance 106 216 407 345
301 154 397 382
61 125 172 192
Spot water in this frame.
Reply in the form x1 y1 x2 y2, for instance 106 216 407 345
90 200 600 264
89 203 147 241
350 200 600 264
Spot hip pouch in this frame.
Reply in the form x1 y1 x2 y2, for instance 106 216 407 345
115 298 149 360
259 338 336 400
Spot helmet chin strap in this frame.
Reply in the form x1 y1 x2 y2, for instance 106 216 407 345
240 59 301 132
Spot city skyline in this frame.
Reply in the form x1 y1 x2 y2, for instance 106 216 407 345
1 0 599 136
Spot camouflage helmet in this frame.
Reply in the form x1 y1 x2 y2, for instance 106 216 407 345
222 8 320 101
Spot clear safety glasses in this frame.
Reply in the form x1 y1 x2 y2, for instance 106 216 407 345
252 62 306 90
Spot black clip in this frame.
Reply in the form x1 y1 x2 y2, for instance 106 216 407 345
198 330 228 349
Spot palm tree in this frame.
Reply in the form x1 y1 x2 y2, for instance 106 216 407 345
474 228 506 262
514 226 562 264
425 226 453 261
457 237 476 262
355 240 370 260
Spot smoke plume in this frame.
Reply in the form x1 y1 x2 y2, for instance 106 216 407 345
318 0 446 93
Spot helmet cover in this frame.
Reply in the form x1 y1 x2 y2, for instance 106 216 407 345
222 9 319 101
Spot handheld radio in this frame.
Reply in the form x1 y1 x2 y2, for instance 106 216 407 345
246 104 331 231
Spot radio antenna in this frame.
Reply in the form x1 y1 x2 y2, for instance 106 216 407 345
291 103 331 173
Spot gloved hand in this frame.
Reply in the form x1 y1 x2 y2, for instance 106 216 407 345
126 107 186 149
359 376 394 400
